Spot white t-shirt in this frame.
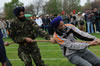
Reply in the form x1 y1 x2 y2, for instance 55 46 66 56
35 18 43 27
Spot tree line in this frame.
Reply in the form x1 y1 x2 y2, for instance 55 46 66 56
3 0 100 19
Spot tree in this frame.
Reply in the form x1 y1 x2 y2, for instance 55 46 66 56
43 0 62 15
25 4 35 15
62 0 81 13
91 0 100 10
82 0 91 11
33 0 45 15
82 0 100 11
4 0 23 19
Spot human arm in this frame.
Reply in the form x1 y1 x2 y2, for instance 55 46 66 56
32 20 50 40
67 25 97 41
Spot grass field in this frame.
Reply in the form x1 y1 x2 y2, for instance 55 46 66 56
2 33 100 66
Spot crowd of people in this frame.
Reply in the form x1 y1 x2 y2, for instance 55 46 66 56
29 8 100 34
0 8 100 38
0 6 100 66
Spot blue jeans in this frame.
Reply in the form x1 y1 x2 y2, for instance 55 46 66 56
87 22 94 33
66 49 100 66
1 28 8 38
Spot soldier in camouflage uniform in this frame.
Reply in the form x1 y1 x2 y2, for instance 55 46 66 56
9 7 51 66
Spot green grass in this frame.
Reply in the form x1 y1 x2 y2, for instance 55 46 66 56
2 33 100 66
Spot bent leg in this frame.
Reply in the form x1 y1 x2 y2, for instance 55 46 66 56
18 48 33 66
67 55 92 66
30 44 46 66
83 50 100 66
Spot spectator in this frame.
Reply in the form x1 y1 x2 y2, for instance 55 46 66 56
1 19 8 38
35 15 43 28
76 12 85 31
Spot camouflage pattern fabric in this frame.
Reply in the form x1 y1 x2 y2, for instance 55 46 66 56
9 18 50 66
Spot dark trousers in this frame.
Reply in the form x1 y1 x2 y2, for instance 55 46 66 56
6 58 12 66
96 20 100 32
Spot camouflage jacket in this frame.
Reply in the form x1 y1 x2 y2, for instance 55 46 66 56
9 18 50 44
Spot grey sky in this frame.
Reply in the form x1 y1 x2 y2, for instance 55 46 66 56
0 0 87 12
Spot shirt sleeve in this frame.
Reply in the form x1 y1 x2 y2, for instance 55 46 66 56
32 21 50 40
55 38 89 50
68 25 97 41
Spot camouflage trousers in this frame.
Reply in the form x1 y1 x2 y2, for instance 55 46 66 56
18 42 46 66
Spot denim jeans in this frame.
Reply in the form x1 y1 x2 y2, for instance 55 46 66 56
87 22 94 33
1 28 8 38
66 49 100 66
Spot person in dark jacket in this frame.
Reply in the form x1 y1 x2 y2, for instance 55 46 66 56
0 29 6 66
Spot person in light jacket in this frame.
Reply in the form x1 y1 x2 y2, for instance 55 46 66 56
50 16 100 66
